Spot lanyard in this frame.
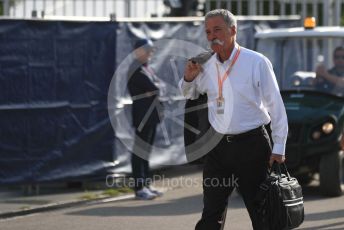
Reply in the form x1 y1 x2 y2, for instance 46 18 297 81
215 46 241 100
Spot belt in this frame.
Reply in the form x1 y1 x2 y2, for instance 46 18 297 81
223 126 265 142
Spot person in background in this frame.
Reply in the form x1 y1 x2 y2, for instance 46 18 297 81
127 38 163 200
316 46 344 96
179 9 288 229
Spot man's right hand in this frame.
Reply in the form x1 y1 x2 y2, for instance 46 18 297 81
316 64 327 77
184 61 202 82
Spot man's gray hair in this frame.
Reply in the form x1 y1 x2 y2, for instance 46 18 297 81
205 9 237 28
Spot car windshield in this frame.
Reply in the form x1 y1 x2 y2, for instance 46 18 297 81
256 37 344 98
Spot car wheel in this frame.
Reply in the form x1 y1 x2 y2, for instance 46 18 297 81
319 150 344 197
296 173 314 185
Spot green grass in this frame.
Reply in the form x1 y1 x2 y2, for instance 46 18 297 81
102 189 120 197
79 187 133 200
79 192 100 200
102 187 133 197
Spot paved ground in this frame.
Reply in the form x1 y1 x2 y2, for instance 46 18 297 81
0 165 344 230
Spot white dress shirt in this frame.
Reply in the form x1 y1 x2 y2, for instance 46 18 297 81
179 44 288 155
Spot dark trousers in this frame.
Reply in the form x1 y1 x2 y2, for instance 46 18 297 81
195 126 271 230
131 123 157 191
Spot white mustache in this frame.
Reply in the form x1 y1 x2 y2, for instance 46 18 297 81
210 39 224 46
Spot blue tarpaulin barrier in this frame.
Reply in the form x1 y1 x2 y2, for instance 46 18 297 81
0 20 117 184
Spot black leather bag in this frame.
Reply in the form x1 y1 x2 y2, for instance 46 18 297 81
255 162 304 230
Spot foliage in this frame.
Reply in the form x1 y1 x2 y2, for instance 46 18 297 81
0 0 17 15
102 187 133 197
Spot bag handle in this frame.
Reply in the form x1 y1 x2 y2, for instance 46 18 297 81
270 161 281 175
270 161 292 180
280 162 292 179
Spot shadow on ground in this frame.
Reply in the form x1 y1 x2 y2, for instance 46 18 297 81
66 189 249 217
298 220 344 230
66 194 204 217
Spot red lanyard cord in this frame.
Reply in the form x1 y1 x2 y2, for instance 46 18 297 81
215 46 241 100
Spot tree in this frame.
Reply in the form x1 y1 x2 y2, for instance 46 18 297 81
0 0 17 16
0 1 3 16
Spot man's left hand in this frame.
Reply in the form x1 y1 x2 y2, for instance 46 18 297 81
269 153 286 167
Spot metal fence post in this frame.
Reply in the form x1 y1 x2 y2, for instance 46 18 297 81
249 0 256 16
301 0 306 20
312 0 318 21
3 0 10 16
237 0 242 15
280 0 286 16
125 0 131 17
334 0 342 26
323 0 330 26
269 0 274 15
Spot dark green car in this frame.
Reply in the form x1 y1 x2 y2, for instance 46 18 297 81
255 26 344 196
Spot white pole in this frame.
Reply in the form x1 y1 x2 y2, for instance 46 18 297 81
249 0 256 15
3 0 10 16
335 0 342 26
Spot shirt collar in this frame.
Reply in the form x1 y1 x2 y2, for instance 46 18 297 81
215 43 239 65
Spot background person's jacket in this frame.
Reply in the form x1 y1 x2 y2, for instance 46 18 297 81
127 61 161 128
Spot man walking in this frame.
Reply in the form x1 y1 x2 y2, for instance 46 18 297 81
179 9 288 229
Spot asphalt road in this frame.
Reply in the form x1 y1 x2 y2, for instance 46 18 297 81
1 169 344 230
